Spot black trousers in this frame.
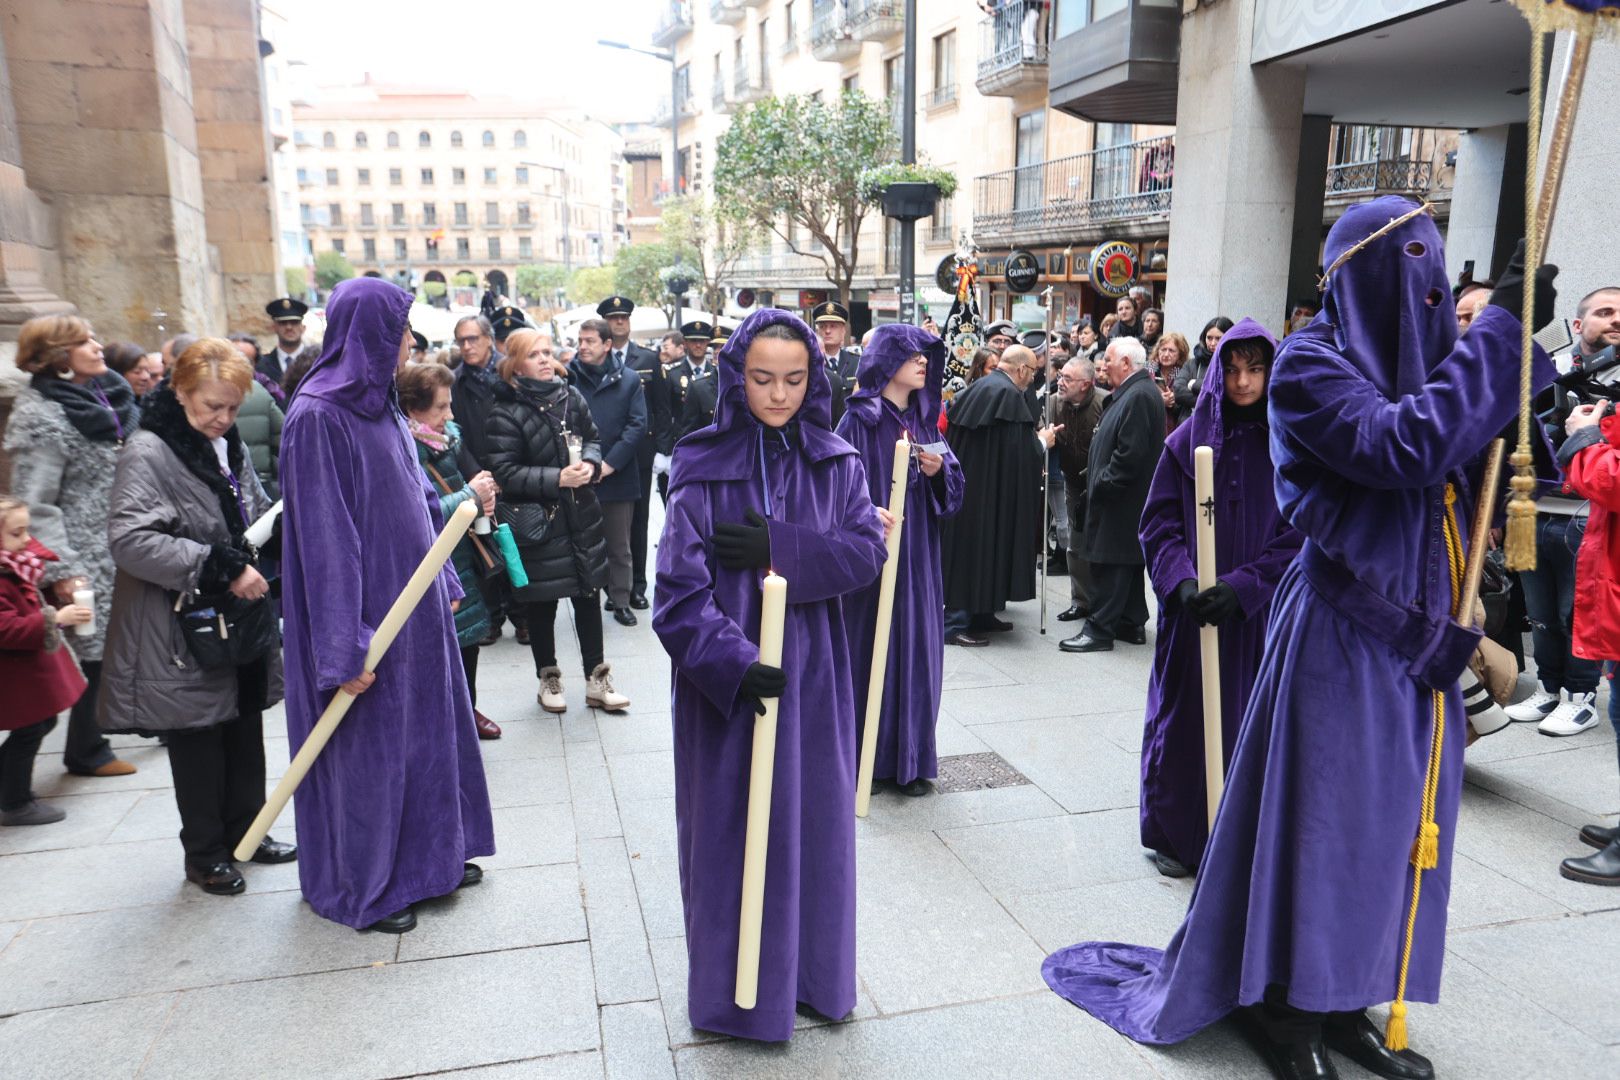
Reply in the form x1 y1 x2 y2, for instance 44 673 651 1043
1 716 57 811
1247 985 1325 1043
63 659 114 773
460 644 481 709
1065 489 1092 609
527 595 605 679
165 709 267 866
1082 561 1148 642
631 459 655 594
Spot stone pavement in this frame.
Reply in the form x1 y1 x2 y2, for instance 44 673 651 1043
2 569 1618 1079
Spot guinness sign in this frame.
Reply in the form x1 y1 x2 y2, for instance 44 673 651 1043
1005 249 1039 294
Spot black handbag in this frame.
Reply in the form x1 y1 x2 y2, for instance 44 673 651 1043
497 499 558 549
173 591 279 670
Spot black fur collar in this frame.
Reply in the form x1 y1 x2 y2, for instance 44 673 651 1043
139 385 250 537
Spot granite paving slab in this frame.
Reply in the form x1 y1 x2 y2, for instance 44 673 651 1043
0 991 179 1080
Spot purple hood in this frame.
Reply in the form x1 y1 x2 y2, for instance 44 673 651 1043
845 322 947 433
295 277 414 420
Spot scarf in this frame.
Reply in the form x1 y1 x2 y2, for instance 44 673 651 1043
32 371 139 443
0 539 51 588
408 417 449 451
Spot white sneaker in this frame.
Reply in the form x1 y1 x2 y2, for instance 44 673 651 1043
585 663 630 712
1505 688 1560 723
538 667 566 713
1539 692 1599 737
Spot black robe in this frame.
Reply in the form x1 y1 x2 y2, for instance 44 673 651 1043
940 369 1042 612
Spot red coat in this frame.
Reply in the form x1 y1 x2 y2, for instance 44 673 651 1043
1565 413 1620 661
0 541 88 729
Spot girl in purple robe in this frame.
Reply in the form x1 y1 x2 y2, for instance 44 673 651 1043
1137 318 1302 877
279 277 495 934
1043 200 1557 1080
653 308 888 1042
836 323 965 796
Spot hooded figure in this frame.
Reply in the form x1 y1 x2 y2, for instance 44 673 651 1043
835 324 965 792
279 277 494 932
1136 319 1302 876
653 308 887 1042
1041 199 1557 1076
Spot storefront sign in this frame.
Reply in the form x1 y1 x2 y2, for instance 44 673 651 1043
735 288 756 309
1005 249 1040 294
869 289 900 314
1088 241 1138 299
935 254 959 295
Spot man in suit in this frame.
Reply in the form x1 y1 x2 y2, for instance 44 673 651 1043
811 300 860 424
571 318 648 625
598 296 667 610
262 296 308 383
1062 336 1165 653
664 320 714 450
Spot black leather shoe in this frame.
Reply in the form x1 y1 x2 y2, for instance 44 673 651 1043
1151 851 1191 878
1580 823 1618 850
1045 556 1068 574
249 837 298 864
1056 605 1087 622
459 862 483 889
975 616 1014 633
1560 838 1620 885
1059 633 1113 653
364 907 417 934
1231 1010 1339 1080
603 596 618 612
186 861 245 896
945 631 988 648
613 607 637 627
897 778 931 797
1119 626 1147 645
1324 1011 1433 1080
629 592 650 610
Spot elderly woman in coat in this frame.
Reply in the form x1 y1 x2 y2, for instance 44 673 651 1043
100 338 294 897
3 314 135 778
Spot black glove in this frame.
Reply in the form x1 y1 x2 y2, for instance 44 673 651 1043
1489 239 1559 334
1171 578 1199 613
1188 581 1241 627
713 509 772 570
738 661 787 716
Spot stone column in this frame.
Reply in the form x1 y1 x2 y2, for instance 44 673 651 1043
1446 125 1512 285
1163 0 1306 338
1540 34 1620 316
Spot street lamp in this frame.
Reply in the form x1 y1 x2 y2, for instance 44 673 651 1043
520 159 571 274
598 39 680 204
666 263 694 337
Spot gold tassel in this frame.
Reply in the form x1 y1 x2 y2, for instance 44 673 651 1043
1384 1001 1410 1052
1504 460 1538 570
1410 821 1440 871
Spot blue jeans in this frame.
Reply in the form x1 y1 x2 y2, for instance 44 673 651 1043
945 608 970 636
1520 513 1601 695
1607 663 1620 777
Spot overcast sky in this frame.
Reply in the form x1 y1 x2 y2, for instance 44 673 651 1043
269 0 669 120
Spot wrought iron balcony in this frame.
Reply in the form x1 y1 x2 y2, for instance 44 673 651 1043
712 0 744 26
923 83 957 110
972 135 1174 245
976 0 1048 97
848 0 902 43
652 1 693 46
811 7 861 62
712 80 734 114
780 28 801 57
734 60 771 105
1325 159 1434 199
653 94 697 125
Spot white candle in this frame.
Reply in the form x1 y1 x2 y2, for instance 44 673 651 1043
855 435 910 818
244 500 282 548
567 434 582 467
72 587 95 637
735 570 787 1010
1193 446 1224 828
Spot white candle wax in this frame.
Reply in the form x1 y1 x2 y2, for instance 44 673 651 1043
735 570 787 1010
855 436 910 818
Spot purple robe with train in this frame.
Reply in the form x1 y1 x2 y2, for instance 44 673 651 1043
279 277 494 929
1138 319 1302 870
835 324 965 785
653 308 887 1041
1044 198 1556 1040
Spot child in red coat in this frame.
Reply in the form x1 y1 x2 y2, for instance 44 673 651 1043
0 496 92 825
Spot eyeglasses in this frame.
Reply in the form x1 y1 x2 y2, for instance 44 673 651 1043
455 335 486 347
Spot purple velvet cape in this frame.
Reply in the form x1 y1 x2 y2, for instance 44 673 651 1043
653 308 888 1041
1044 197 1557 1039
835 324 964 784
1137 319 1302 870
279 277 494 929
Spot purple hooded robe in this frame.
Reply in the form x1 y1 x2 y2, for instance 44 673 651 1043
1044 198 1556 1039
1138 318 1303 870
835 324 965 785
653 308 888 1041
279 277 494 929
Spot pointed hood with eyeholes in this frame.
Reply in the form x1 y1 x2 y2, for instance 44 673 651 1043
668 307 851 491
1168 317 1277 472
844 323 947 434
293 276 414 419
1315 196 1456 399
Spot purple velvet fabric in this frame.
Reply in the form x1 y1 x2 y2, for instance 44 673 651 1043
836 324 965 784
653 308 887 1041
1044 197 1558 1041
279 277 494 929
1137 319 1302 870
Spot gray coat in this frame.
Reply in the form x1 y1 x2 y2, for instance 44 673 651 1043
98 429 283 734
2 389 121 661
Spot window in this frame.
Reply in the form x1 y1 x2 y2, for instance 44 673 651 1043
299 202 313 224
932 30 956 91
456 237 471 259
357 167 371 185
389 167 403 186
452 167 466 185
488 237 502 259
386 131 400 148
332 238 345 254
485 201 500 225
519 236 532 258
483 167 497 185
843 73 858 93
515 165 529 185
391 202 406 225
453 202 469 225
481 130 495 147
422 203 437 225
425 238 440 261
354 131 368 148
420 167 434 185
784 0 796 38
296 166 309 185
1092 121 1134 201
1014 109 1046 213
324 168 338 186
363 238 376 261
418 130 432 148
328 202 343 225
513 129 527 148
451 130 463 148
359 203 374 226
516 202 531 225
394 238 408 259
321 130 335 148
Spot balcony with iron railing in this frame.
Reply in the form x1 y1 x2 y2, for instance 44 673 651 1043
780 27 800 57
712 0 744 25
976 0 1048 97
734 59 771 105
923 82 957 110
972 135 1175 245
1324 126 1438 201
848 0 902 43
712 79 734 114
811 5 861 62
652 0 693 46
1326 158 1434 199
654 94 698 125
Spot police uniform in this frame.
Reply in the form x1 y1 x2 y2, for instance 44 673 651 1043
597 296 666 607
490 305 531 344
262 296 309 383
811 300 860 425
665 320 715 451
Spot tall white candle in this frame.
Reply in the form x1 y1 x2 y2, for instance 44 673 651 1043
855 435 910 818
735 570 787 1010
244 501 282 548
1193 446 1224 828
72 587 95 638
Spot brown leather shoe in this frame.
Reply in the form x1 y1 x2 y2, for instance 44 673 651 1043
78 759 136 778
474 710 502 739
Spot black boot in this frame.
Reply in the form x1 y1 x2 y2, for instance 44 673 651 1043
1231 992 1338 1080
1560 838 1620 885
364 907 417 934
1323 1012 1434 1080
1579 822 1618 850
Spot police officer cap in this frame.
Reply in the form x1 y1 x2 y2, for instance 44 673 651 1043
491 306 531 341
597 295 635 317
681 320 714 341
985 320 1018 339
410 330 428 351
711 324 732 344
811 300 850 325
266 296 309 322
1020 329 1056 353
